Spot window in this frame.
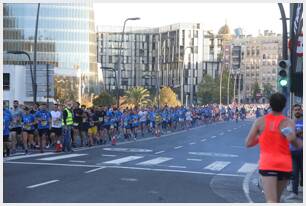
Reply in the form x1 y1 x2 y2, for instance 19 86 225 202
109 56 112 63
3 73 10 90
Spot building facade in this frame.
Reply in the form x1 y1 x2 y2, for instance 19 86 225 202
229 30 282 103
3 1 98 106
97 23 229 105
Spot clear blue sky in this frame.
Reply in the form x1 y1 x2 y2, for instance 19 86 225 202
94 2 290 35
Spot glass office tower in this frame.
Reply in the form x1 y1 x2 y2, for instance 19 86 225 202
3 1 98 104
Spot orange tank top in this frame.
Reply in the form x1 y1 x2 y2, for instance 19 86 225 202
258 113 292 172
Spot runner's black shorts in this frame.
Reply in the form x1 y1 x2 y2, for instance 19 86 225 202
259 170 292 180
10 127 22 135
38 128 50 137
23 130 35 135
51 127 62 136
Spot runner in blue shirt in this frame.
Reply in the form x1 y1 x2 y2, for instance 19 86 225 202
35 103 51 153
3 106 12 157
131 110 139 140
122 110 131 140
22 107 36 153
148 108 156 134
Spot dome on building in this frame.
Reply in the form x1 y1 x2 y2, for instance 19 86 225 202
218 24 230 35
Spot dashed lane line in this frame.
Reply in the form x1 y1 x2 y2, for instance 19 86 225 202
27 180 59 189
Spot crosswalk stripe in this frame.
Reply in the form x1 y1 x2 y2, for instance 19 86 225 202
137 157 173 166
103 156 143 164
4 152 54 161
37 153 87 161
237 163 258 173
204 161 231 171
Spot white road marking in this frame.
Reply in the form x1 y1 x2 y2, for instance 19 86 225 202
85 167 105 174
168 165 187 169
227 130 232 132
103 148 152 153
37 153 88 161
109 165 244 177
189 142 196 145
201 139 207 142
27 180 59 189
101 154 117 157
204 161 231 171
211 136 216 139
189 152 238 158
187 158 202 161
154 151 165 155
137 157 173 166
103 156 143 164
243 168 256 203
5 161 245 177
219 133 224 136
237 163 258 173
233 128 238 130
174 146 183 149
4 152 54 161
69 160 86 163
85 167 106 174
121 178 138 182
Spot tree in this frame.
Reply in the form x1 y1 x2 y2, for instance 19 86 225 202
251 81 261 102
263 83 275 99
92 91 115 107
197 70 234 105
197 74 218 104
159 87 181 107
122 87 151 108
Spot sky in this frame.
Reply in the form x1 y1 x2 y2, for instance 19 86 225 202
93 2 290 35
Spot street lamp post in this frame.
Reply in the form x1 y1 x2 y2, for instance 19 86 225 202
33 3 40 104
7 51 37 104
117 17 140 108
180 47 192 105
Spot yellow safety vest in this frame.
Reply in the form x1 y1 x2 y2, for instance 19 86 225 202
62 108 73 126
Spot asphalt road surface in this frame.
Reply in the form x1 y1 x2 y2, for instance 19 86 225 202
4 119 271 203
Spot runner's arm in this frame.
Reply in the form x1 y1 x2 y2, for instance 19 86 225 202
245 119 260 147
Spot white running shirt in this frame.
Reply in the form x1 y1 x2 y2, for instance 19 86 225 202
51 111 62 128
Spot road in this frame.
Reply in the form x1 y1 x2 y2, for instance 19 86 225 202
4 119 267 203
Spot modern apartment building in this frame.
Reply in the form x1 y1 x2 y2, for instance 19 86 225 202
97 23 229 105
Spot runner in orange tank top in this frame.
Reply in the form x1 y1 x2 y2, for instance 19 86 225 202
245 93 302 203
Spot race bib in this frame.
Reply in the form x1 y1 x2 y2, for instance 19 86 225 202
83 119 87 123
25 125 31 130
90 122 94 126
110 125 114 129
54 119 61 126
99 117 103 122
73 123 79 126
42 120 47 126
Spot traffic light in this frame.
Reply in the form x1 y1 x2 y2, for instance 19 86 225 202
278 60 290 88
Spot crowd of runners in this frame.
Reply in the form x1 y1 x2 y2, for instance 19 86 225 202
3 99 270 156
